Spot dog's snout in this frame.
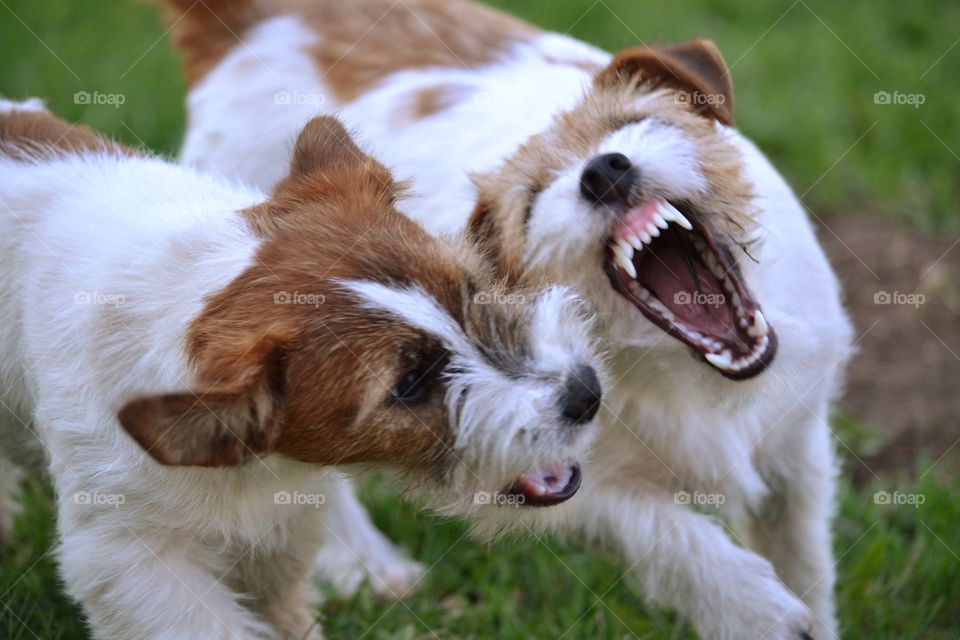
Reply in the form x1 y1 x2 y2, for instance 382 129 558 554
580 152 636 207
560 365 602 425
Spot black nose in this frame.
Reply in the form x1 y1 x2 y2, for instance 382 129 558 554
560 365 602 425
580 153 636 207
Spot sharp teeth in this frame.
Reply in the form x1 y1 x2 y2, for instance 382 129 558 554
617 239 634 261
660 202 693 230
705 350 733 369
612 245 637 278
640 230 652 245
647 223 661 238
653 212 669 230
627 235 644 251
748 310 769 338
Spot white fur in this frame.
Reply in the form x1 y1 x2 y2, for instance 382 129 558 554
0 102 601 639
181 17 853 640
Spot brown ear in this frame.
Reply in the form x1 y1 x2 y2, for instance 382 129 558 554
290 115 372 177
117 335 288 467
597 39 734 126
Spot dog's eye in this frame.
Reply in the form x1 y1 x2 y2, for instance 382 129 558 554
392 369 430 404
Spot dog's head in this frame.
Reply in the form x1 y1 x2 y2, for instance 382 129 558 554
469 40 775 380
118 117 601 508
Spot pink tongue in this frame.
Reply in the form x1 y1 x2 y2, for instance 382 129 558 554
516 462 575 497
638 249 734 337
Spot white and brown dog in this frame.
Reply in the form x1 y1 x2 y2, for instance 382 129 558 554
162 1 854 638
0 100 603 639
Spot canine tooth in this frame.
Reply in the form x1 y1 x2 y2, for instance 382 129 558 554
617 239 635 261
748 310 769 338
705 351 733 369
614 250 637 279
661 202 693 230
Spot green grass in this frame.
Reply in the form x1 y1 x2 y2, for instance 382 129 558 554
0 0 957 228
1 1 958 638
3 466 959 639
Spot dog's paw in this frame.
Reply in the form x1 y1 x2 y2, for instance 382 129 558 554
313 539 424 600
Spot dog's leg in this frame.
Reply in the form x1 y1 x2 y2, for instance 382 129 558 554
312 474 424 598
751 410 839 640
570 483 815 640
234 506 326 640
58 519 274 640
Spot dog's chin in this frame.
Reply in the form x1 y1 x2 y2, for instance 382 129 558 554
602 199 777 380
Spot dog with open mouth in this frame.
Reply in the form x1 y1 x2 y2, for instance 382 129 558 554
161 1 854 637
0 100 603 639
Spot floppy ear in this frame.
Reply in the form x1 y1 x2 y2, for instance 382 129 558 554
117 335 288 467
290 115 371 177
596 39 734 125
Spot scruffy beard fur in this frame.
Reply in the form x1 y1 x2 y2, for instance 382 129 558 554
164 1 855 638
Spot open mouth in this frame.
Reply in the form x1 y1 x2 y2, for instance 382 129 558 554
603 200 777 379
507 459 581 507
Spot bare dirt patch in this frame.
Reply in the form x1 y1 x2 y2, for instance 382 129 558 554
818 214 960 482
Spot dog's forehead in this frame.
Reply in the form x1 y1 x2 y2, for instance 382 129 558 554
340 279 534 371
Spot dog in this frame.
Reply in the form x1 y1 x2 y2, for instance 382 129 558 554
162 1 854 637
0 99 604 639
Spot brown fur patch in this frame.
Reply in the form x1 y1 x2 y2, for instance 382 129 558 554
158 0 537 94
404 83 475 123
0 107 135 162
596 40 735 126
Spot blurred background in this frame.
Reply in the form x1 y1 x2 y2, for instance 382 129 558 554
1 1 957 638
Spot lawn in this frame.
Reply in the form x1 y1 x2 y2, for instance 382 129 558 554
1 0 958 638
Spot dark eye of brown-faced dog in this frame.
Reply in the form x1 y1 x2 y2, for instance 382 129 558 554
390 342 451 406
